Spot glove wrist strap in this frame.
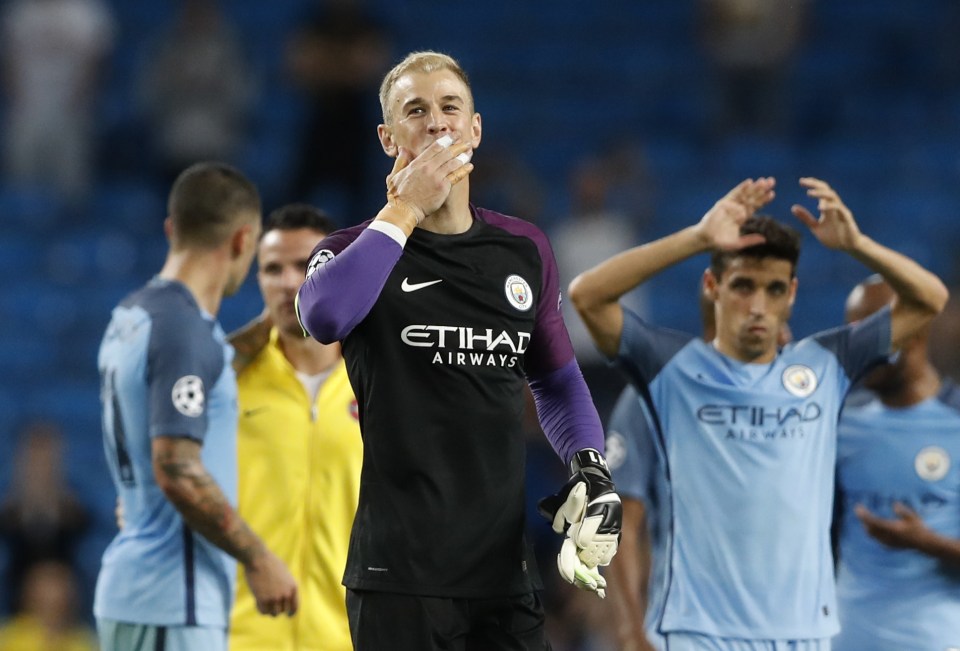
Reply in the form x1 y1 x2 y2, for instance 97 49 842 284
570 448 610 478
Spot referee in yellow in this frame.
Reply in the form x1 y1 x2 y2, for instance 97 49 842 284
228 204 361 651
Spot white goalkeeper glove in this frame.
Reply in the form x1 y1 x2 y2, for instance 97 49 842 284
538 448 622 598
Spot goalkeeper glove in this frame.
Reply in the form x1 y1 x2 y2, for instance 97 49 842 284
538 448 622 598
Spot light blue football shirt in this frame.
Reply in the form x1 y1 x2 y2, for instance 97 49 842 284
606 385 669 651
834 380 960 651
94 278 238 628
615 306 891 639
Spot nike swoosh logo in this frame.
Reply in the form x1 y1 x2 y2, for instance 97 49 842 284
242 406 269 418
401 278 443 293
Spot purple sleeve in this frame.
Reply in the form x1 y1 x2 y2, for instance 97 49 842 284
296 225 403 343
475 208 601 465
528 358 605 467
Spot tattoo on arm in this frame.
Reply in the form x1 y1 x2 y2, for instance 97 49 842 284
154 440 264 566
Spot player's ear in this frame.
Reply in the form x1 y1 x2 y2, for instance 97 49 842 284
703 268 720 300
378 124 398 157
787 276 798 307
231 222 255 259
470 112 482 149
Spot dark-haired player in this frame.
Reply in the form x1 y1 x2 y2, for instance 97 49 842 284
228 204 360 651
569 177 947 650
604 280 793 651
95 163 298 651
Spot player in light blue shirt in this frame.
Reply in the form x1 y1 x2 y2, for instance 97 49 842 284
606 284 795 651
569 176 948 650
95 163 298 651
834 276 960 651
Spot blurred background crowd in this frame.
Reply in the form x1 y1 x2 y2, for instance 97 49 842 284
1 0 960 648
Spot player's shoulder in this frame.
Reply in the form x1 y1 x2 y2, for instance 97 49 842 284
308 219 373 256
473 205 539 229
473 205 549 243
122 278 200 323
780 330 847 362
131 279 222 351
621 310 700 359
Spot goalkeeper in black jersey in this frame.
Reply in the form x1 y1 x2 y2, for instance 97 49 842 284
296 51 622 650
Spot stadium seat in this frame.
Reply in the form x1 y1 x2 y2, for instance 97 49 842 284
0 183 65 231
90 180 167 237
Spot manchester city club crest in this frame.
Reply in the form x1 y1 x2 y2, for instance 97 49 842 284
914 446 950 482
504 274 533 312
781 364 817 398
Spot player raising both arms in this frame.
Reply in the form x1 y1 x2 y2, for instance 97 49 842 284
569 176 947 650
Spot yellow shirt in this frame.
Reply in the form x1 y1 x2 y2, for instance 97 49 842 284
229 330 361 651
0 615 98 651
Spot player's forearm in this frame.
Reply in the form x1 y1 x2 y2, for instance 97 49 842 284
847 234 948 324
297 224 404 342
571 226 708 313
608 500 650 645
608 544 647 630
154 455 266 567
569 226 708 357
528 359 605 465
915 530 960 566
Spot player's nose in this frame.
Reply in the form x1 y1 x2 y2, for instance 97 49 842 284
282 267 304 290
426 108 450 134
748 293 767 314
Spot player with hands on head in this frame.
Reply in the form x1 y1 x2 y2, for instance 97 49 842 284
604 282 793 651
295 51 619 650
569 176 947 650
95 163 298 651
833 276 960 651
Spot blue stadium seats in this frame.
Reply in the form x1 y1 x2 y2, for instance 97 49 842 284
801 138 891 195
90 180 166 238
0 232 42 277
0 183 65 231
645 138 700 184
24 383 101 438
0 334 59 385
0 388 20 453
898 141 960 187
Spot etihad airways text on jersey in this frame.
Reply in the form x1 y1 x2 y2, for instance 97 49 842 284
400 324 531 368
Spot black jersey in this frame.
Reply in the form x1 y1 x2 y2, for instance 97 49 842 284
312 206 576 597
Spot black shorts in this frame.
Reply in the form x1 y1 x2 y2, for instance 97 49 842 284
346 589 553 651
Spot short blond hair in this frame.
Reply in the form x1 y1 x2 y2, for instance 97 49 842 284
379 51 473 123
